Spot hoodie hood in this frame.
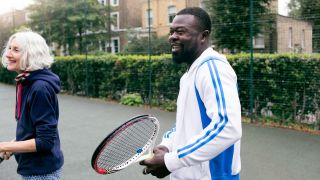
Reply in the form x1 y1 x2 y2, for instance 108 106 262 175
23 69 60 94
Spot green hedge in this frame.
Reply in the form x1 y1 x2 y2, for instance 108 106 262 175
229 53 320 125
1 53 319 127
51 54 186 104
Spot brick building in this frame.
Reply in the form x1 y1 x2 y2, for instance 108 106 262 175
141 0 203 37
98 0 145 53
139 0 313 54
276 15 313 53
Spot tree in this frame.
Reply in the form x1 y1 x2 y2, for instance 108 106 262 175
0 24 12 49
288 0 320 53
288 0 301 18
27 0 112 55
204 0 272 53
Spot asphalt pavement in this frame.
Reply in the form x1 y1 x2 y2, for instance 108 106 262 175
0 83 319 180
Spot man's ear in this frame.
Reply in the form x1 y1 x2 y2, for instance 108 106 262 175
201 30 210 42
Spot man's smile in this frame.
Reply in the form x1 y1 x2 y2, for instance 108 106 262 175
171 44 181 53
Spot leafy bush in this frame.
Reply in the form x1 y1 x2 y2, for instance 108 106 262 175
160 100 177 112
120 93 144 106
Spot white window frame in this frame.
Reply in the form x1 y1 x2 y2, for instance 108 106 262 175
288 27 293 48
253 33 265 49
168 6 176 24
200 0 206 8
146 9 153 27
301 29 305 49
110 11 119 30
111 37 120 53
98 0 106 5
99 40 107 52
110 0 119 6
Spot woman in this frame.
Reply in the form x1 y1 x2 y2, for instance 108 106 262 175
0 31 63 180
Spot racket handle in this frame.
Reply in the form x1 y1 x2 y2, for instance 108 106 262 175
0 153 4 164
136 153 154 162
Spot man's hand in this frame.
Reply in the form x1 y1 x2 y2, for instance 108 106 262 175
140 145 171 178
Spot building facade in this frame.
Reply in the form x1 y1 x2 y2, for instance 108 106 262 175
98 0 146 53
0 0 313 54
141 0 203 37
139 0 313 54
253 14 313 54
276 15 313 53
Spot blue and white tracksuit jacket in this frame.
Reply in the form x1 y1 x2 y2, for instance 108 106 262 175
161 48 242 180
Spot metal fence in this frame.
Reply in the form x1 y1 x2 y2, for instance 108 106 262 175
0 0 319 129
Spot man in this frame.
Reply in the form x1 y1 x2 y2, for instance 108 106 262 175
140 7 242 180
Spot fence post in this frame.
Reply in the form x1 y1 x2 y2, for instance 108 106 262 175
147 0 152 106
249 0 255 122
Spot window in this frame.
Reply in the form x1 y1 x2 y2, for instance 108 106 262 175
288 27 293 48
301 29 305 49
110 0 119 6
112 37 120 53
200 1 206 8
100 41 106 51
98 0 105 5
146 9 153 27
253 34 265 49
110 12 119 30
168 6 176 23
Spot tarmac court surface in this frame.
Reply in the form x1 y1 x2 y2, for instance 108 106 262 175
0 83 319 180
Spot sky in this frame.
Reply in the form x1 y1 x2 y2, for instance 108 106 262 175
0 0 34 14
278 0 291 16
0 0 291 15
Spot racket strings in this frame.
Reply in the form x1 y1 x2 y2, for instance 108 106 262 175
96 118 157 171
98 121 154 167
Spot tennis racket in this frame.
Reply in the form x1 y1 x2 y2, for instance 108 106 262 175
91 114 160 174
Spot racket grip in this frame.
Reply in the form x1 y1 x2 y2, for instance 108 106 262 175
0 153 4 164
136 153 154 162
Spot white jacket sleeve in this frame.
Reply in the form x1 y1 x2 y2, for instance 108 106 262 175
159 127 176 152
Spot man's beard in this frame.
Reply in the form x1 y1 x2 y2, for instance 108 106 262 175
172 49 194 65
172 50 189 64
172 53 183 64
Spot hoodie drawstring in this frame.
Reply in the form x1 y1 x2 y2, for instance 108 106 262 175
15 71 30 120
16 82 22 120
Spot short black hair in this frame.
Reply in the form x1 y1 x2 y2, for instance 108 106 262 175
177 7 211 33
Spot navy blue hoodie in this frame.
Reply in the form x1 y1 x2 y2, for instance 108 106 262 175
15 69 64 176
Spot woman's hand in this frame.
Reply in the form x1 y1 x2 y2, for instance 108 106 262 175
0 151 12 160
